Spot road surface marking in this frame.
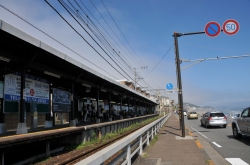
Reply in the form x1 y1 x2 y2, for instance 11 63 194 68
195 140 203 148
225 158 249 165
212 142 222 148
190 126 210 140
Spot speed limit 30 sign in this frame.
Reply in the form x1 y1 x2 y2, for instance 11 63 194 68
223 19 239 35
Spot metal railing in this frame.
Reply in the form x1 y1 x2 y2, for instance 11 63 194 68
75 113 171 165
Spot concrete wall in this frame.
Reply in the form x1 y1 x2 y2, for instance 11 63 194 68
5 113 46 130
4 112 71 130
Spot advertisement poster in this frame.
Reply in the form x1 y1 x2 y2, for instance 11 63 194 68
4 73 49 104
0 81 3 98
52 88 71 112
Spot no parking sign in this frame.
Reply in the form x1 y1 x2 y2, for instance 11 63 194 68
204 21 221 37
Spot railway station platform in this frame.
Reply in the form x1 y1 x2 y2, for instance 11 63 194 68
133 114 230 165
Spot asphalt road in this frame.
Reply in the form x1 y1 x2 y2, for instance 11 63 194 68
184 115 250 165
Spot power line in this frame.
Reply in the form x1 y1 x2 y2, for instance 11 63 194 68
0 3 119 80
144 43 174 79
79 0 136 73
101 0 144 67
45 0 131 80
67 0 134 75
59 0 136 80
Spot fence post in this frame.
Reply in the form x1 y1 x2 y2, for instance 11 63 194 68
147 130 150 145
126 144 131 165
151 127 154 139
46 141 50 157
139 135 143 154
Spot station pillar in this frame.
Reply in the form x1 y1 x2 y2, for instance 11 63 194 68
70 84 76 127
120 96 123 119
108 92 112 121
16 70 28 134
96 89 100 123
0 97 7 134
44 84 53 128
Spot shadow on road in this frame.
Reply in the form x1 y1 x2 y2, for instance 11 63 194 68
165 125 180 130
227 135 250 146
161 129 180 136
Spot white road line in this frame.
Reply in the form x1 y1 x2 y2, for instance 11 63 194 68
190 126 210 140
226 158 249 165
212 142 222 148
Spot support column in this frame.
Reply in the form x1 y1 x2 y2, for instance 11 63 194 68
0 97 6 134
70 84 76 126
134 99 137 117
138 101 140 116
127 97 130 117
0 75 7 133
16 70 27 134
96 90 100 123
120 96 123 119
74 96 79 124
44 84 53 128
108 92 112 121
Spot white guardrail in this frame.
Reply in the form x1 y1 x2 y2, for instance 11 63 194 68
76 113 171 165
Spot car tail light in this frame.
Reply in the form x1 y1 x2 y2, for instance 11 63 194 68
208 117 212 120
224 116 227 119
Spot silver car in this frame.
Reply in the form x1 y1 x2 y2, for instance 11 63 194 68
200 111 227 128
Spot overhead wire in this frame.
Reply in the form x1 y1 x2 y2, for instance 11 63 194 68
100 0 145 67
65 0 152 91
75 1 135 75
85 0 156 91
58 0 135 80
45 0 131 80
90 0 143 68
0 3 119 80
144 43 174 79
79 0 136 73
100 0 160 93
67 0 134 75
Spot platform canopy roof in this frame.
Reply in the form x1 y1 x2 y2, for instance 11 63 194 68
0 19 156 106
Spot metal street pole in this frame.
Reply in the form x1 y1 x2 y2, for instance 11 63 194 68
173 32 185 137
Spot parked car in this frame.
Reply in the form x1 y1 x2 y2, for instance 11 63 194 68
200 111 227 128
187 111 198 119
232 107 250 139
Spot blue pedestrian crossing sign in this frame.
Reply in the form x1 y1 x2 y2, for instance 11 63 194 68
166 83 173 90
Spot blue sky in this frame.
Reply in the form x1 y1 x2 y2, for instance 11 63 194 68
0 0 249 109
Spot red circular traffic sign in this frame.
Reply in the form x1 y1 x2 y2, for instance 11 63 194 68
223 19 239 35
204 21 221 37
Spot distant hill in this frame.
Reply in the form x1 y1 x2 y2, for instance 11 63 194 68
183 103 214 109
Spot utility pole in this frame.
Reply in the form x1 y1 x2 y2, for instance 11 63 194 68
172 30 223 137
174 32 185 137
134 66 147 91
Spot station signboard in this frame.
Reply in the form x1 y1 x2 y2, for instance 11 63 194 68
52 88 71 112
4 73 49 104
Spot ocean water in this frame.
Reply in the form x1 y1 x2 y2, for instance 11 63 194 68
214 107 244 117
